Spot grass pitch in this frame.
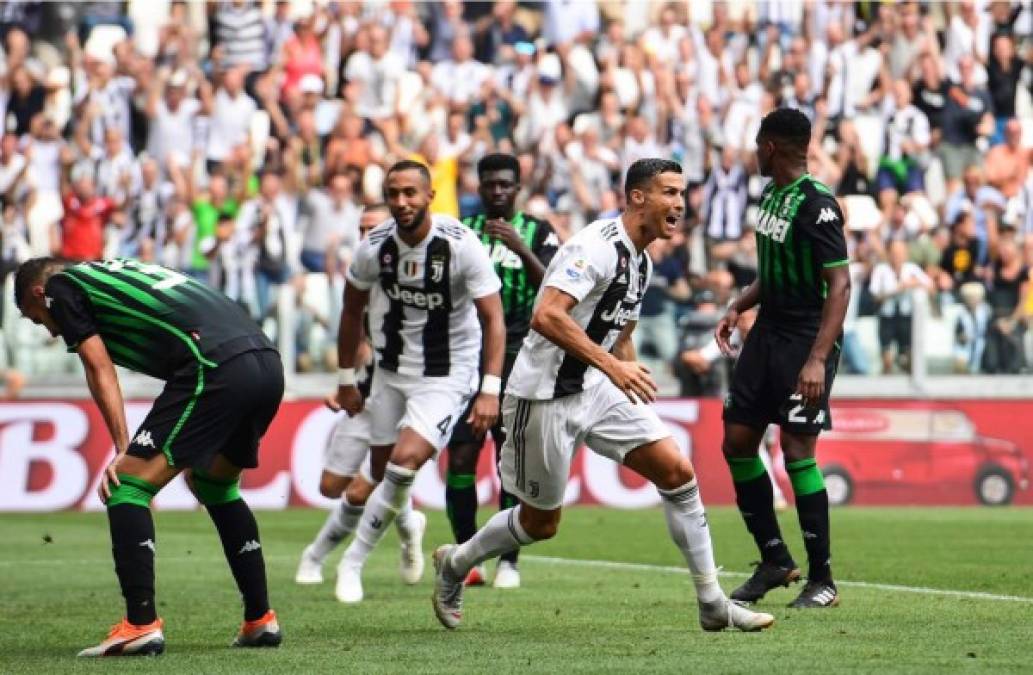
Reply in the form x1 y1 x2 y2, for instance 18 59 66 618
1 506 1030 674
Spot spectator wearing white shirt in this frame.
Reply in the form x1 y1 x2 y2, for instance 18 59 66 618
641 5 687 66
875 79 931 216
0 133 28 201
212 0 269 73
298 170 360 275
869 239 935 373
430 33 491 107
206 66 257 170
145 68 205 171
345 24 405 122
542 0 600 48
944 0 992 83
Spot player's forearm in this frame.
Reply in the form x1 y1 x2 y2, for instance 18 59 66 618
809 272 851 363
480 311 505 378
532 304 619 375
732 280 761 314
611 321 638 362
336 307 364 369
513 242 547 286
84 360 129 452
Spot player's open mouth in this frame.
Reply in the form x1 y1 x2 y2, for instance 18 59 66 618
665 215 680 226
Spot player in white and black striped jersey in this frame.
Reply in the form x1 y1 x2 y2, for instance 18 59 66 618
326 160 506 603
431 158 775 633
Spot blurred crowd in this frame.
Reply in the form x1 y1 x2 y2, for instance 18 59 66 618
0 0 1030 384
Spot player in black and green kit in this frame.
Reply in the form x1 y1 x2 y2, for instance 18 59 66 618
15 257 284 656
445 153 558 588
715 108 851 609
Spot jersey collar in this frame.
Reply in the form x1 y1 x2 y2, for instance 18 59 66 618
772 173 811 194
392 217 435 251
615 215 642 256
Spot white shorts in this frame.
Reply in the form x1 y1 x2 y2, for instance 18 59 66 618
323 408 373 482
365 367 476 451
500 380 671 510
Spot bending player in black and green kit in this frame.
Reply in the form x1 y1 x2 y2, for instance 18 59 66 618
715 108 851 608
15 257 284 656
445 153 558 588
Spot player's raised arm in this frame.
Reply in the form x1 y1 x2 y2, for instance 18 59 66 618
531 286 657 404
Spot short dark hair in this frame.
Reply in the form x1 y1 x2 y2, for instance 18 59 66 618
477 153 520 181
385 159 432 185
14 256 66 311
624 158 682 195
758 107 812 148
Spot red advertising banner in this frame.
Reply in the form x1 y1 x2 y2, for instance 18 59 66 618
0 399 1028 512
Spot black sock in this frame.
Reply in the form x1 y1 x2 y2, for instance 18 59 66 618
795 490 832 582
107 503 157 625
499 490 520 565
445 472 478 544
205 499 269 621
732 474 795 567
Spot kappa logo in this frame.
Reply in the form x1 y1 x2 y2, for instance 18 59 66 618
133 429 155 448
44 295 53 308
817 207 839 224
238 540 261 554
139 539 155 552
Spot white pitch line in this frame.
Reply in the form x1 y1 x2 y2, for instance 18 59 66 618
522 555 1033 605
3 552 1032 605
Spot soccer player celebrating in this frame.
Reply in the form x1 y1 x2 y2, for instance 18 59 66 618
446 153 558 589
431 158 774 632
328 160 505 603
295 203 428 599
15 257 284 656
716 108 850 608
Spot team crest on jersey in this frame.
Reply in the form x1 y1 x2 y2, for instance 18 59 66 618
430 255 446 282
382 253 393 265
402 259 420 279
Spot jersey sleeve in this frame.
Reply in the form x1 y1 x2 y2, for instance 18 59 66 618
345 235 379 290
801 196 849 269
531 218 561 268
543 238 612 303
460 230 502 299
44 274 98 351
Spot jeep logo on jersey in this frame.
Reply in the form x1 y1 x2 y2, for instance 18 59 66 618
600 300 635 327
757 211 791 243
385 283 446 309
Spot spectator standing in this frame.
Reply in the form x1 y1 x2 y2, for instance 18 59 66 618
984 119 1030 200
206 66 257 170
869 239 934 373
939 56 995 194
984 238 1029 373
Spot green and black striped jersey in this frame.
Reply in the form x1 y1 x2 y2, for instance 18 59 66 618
46 259 274 380
754 174 848 333
463 212 559 353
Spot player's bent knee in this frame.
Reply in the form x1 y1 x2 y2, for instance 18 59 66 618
319 473 351 499
519 507 561 541
653 459 696 491
106 474 159 508
192 470 242 506
345 478 375 506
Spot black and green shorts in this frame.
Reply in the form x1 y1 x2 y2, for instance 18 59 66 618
127 349 284 470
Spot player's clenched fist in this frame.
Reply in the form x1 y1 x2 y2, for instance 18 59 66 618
326 385 364 416
466 393 499 437
605 358 657 404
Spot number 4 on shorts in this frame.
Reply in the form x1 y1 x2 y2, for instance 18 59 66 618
436 415 452 436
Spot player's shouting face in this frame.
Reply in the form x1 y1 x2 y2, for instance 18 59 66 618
384 165 434 232
632 170 684 241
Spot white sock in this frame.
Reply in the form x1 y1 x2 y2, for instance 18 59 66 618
342 463 415 567
309 495 364 562
659 479 725 604
394 495 417 536
448 506 533 579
